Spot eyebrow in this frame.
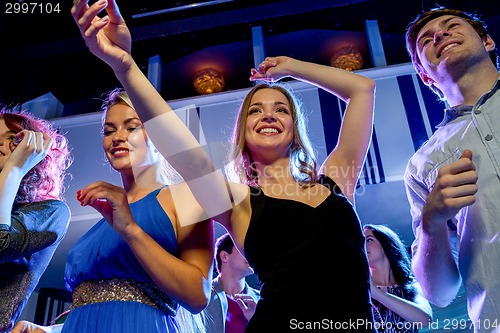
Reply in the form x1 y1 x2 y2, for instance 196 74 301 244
104 117 142 127
0 129 17 136
417 16 457 43
250 101 288 107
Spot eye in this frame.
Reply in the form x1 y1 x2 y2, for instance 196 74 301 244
276 107 289 114
422 38 432 45
128 126 142 133
7 135 16 141
102 129 115 136
248 108 261 115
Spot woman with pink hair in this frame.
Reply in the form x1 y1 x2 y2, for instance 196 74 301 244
0 108 73 333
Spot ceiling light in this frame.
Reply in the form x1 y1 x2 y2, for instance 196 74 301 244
192 68 225 95
330 46 363 71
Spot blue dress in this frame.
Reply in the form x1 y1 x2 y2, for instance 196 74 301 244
63 188 181 332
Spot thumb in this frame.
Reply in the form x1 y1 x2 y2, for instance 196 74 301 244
461 149 472 161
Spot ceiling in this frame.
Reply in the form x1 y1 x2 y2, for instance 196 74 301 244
1 0 500 118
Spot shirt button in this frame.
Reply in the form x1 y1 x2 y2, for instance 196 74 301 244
485 134 493 141
474 109 482 114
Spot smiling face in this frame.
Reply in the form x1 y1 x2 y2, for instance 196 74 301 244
102 103 152 172
415 15 491 86
243 88 295 161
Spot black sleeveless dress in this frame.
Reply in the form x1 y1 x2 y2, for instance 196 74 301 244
244 175 375 332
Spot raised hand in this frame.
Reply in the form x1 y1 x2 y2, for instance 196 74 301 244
422 149 478 228
6 130 52 177
70 0 132 72
249 56 294 82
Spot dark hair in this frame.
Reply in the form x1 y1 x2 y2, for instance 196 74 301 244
405 6 499 99
0 108 73 204
214 233 235 274
364 224 416 301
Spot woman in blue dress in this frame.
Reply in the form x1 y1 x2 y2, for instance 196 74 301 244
64 88 214 332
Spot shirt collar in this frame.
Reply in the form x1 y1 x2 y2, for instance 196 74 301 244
436 105 473 128
436 73 500 128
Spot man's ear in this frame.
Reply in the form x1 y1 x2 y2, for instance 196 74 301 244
221 250 229 262
418 70 435 87
484 34 496 52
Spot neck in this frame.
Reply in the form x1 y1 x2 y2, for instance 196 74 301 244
369 259 396 286
441 60 499 107
219 274 246 296
121 165 164 202
254 158 295 188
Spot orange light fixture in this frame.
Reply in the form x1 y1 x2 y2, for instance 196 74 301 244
330 46 364 71
192 68 225 94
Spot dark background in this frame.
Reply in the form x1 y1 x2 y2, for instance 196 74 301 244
1 0 499 118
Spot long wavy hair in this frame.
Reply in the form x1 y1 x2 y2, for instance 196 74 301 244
228 83 317 187
0 108 73 204
405 6 499 100
364 224 417 301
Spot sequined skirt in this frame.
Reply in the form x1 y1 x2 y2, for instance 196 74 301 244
72 278 178 316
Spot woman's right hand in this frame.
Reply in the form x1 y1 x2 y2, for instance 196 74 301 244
249 56 296 82
6 130 52 177
76 181 135 236
71 0 132 73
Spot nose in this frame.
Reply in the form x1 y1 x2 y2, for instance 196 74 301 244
112 129 128 143
433 29 450 45
261 108 277 123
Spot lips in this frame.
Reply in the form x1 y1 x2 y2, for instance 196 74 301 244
258 126 280 134
110 147 129 156
438 42 459 58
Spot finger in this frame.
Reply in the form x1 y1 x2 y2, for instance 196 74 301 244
445 183 478 198
236 298 248 310
439 158 476 178
42 132 54 151
75 0 108 37
105 0 125 24
70 0 89 24
34 132 43 153
461 149 472 160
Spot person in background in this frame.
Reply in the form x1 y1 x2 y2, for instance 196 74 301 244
204 233 260 333
0 108 73 333
404 6 500 332
363 224 432 333
11 89 213 333
70 0 376 331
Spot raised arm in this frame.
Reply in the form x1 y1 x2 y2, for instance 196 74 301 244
251 56 375 203
71 0 247 226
